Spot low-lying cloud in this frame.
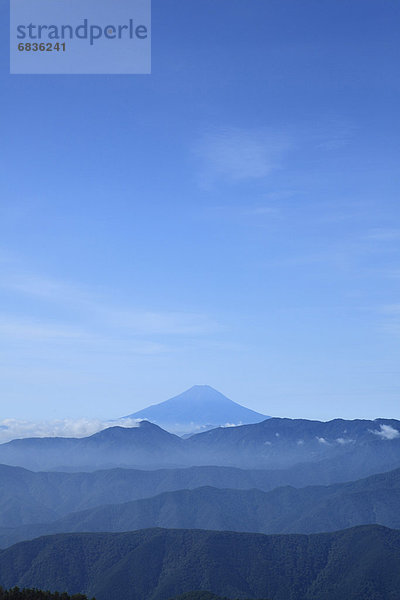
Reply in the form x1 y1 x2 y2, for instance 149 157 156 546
371 424 400 440
0 417 142 444
316 436 330 445
336 437 355 445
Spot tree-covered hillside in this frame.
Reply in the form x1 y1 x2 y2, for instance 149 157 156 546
0 526 400 600
0 588 92 599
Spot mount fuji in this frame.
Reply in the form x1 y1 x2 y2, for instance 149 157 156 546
125 385 269 435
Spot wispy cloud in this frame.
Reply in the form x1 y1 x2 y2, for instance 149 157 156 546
194 127 290 184
98 308 218 336
366 228 400 242
0 315 90 342
381 269 400 279
0 316 168 355
0 417 142 444
371 424 400 440
193 120 352 187
3 275 93 305
205 203 280 221
378 304 400 336
381 305 400 315
336 437 355 445
315 127 354 151
0 273 219 339
316 436 330 445
241 206 279 217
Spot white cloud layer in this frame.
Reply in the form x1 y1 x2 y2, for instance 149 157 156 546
0 417 142 444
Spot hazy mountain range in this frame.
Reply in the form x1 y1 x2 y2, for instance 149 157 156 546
0 416 399 471
1 466 400 548
1 388 400 600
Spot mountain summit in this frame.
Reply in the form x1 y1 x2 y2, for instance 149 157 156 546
125 385 269 435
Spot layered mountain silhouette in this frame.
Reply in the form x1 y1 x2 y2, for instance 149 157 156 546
1 406 400 600
0 526 399 600
2 466 400 547
0 417 399 471
2 458 400 532
125 385 269 434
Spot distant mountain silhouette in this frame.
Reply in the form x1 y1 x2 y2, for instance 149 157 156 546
3 466 400 547
0 422 185 471
125 385 269 434
3 457 400 534
0 417 399 471
186 417 400 468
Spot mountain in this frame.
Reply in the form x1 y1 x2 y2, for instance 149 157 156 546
0 526 400 600
186 417 400 468
3 467 400 547
0 422 184 471
0 417 399 472
0 463 289 526
3 459 400 535
125 385 269 434
1 460 393 529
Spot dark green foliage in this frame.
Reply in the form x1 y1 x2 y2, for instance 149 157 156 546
0 526 400 600
0 587 92 600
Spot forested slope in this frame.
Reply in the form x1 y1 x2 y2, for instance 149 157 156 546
0 526 399 600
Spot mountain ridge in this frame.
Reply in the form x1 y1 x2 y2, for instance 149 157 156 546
0 526 399 600
0 417 399 471
2 466 400 547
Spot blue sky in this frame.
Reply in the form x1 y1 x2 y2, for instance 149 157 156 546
0 0 399 424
